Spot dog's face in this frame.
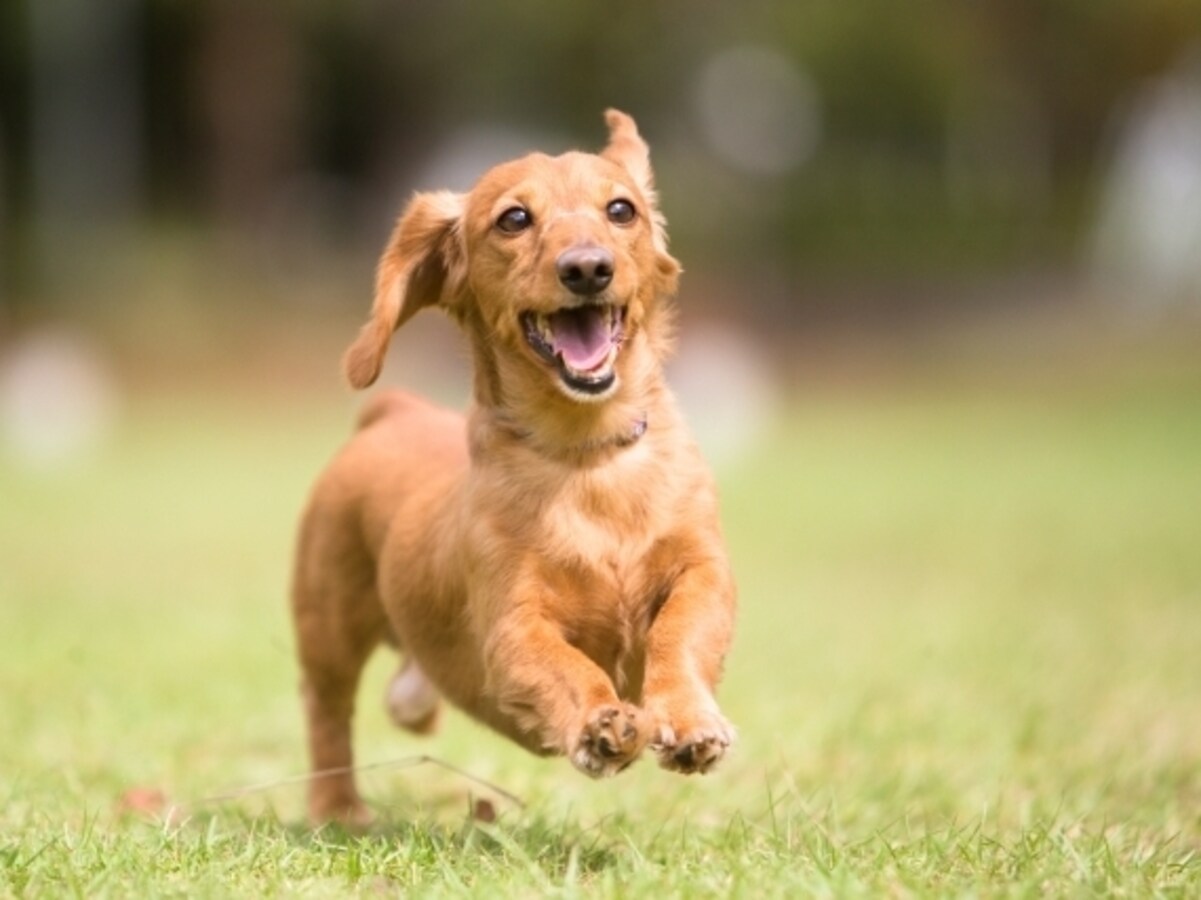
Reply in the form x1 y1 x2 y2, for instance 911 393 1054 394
460 149 676 402
344 111 680 406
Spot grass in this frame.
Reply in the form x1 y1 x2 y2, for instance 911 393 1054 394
2 343 1200 896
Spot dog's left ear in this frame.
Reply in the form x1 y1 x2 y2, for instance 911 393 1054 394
601 109 681 291
344 191 465 389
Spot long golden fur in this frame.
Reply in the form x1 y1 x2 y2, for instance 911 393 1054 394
291 110 737 826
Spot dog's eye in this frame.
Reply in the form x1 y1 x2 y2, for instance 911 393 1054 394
496 207 532 233
606 199 637 225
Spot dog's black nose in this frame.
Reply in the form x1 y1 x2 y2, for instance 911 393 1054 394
556 246 614 295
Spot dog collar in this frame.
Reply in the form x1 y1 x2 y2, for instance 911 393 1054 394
562 412 649 454
494 411 648 455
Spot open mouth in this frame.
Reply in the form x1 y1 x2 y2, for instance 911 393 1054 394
520 304 626 396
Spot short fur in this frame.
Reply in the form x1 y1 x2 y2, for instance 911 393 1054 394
292 110 737 826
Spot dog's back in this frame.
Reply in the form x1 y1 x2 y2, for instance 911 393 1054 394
319 389 468 557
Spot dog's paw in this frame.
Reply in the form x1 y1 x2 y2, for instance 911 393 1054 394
308 795 375 832
569 703 650 778
650 708 735 775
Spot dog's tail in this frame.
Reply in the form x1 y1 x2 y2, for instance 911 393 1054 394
354 389 420 431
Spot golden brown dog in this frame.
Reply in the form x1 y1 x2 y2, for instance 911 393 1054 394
291 110 736 826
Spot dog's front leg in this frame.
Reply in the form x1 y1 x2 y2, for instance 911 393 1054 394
485 610 651 777
642 555 737 774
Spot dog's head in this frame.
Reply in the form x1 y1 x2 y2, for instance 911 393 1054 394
344 110 681 408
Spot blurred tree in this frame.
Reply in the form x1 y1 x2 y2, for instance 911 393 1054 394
196 3 303 228
1 0 1199 312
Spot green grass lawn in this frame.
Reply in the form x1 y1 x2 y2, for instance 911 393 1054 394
2 350 1200 896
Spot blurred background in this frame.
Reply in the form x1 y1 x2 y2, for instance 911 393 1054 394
2 0 1201 467
2 0 1201 850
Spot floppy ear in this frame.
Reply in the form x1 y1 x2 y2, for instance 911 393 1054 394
600 109 680 290
343 191 465 389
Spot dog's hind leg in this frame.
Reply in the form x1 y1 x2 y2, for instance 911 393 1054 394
384 656 441 734
292 522 388 828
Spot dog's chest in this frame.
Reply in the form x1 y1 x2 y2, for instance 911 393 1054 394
542 457 668 568
538 464 677 695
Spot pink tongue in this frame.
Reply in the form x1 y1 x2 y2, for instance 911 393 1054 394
549 307 612 371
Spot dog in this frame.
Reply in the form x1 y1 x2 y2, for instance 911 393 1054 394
291 110 737 826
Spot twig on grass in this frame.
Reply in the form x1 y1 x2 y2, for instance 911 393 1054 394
196 754 526 810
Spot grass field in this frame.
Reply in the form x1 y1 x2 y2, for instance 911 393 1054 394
2 342 1200 896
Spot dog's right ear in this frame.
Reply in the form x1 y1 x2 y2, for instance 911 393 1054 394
344 190 465 389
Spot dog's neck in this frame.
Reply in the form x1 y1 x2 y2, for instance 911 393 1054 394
480 402 651 460
463 317 669 461
472 362 667 461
